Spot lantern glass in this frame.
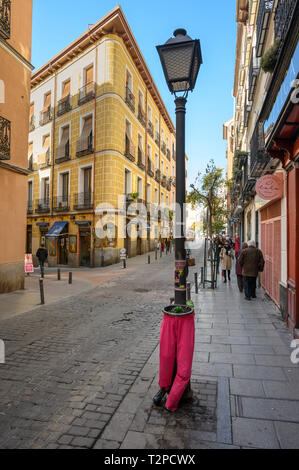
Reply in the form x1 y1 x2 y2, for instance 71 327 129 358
156 29 202 94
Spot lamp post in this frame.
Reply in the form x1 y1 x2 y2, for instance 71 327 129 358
157 29 202 305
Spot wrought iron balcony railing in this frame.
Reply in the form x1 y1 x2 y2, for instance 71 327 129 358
0 116 10 160
125 86 135 113
137 147 145 170
53 196 70 212
124 135 135 162
274 0 298 53
56 141 70 163
0 0 11 39
78 82 95 105
76 133 93 157
57 95 72 116
73 192 93 210
256 0 274 57
39 107 52 126
250 121 270 177
36 198 50 213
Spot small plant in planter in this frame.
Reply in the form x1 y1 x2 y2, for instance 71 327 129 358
261 39 280 73
172 306 185 314
130 192 139 200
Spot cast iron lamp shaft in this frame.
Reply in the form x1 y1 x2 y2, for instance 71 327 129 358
175 96 187 305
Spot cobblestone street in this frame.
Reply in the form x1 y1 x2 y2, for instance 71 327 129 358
0 247 299 449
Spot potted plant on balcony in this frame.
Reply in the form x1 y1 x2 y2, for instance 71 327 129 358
261 39 280 73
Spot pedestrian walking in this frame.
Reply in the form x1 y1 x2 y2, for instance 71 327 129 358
238 240 265 300
234 235 240 253
235 242 248 292
220 241 234 283
161 239 165 253
36 244 48 270
214 234 224 275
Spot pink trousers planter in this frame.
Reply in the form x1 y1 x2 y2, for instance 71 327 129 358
158 312 195 411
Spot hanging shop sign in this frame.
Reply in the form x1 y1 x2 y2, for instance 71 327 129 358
255 174 283 201
175 260 187 292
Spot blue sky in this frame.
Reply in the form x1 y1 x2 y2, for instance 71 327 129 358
31 0 237 189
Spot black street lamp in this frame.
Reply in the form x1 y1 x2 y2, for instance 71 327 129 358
157 29 202 305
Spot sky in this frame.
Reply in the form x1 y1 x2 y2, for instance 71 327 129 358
31 0 237 190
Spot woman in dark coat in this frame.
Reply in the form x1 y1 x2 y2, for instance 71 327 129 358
235 242 248 292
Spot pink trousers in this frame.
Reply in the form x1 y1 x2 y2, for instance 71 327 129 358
158 312 195 411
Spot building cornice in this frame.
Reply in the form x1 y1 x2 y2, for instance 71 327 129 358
30 6 175 133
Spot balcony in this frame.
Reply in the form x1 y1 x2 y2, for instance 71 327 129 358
53 196 70 212
39 107 52 126
138 105 146 127
248 51 260 102
256 0 274 57
155 169 161 183
155 132 160 146
161 142 166 155
161 175 167 188
73 192 93 210
234 150 248 170
76 133 93 157
147 121 154 138
29 115 35 132
147 158 154 177
137 147 145 170
274 0 297 46
124 135 135 162
166 178 171 191
0 116 10 160
27 201 33 215
171 177 176 187
36 198 50 214
166 148 171 161
57 95 72 116
56 141 70 163
125 86 135 113
0 0 11 39
78 82 95 106
250 121 270 177
172 150 176 161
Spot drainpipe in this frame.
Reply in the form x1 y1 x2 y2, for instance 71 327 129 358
92 37 98 268
51 66 57 218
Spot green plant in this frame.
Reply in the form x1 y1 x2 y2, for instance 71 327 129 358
261 39 280 73
171 306 184 313
186 301 194 308
130 192 139 200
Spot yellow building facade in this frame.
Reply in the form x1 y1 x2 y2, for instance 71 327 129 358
27 6 176 267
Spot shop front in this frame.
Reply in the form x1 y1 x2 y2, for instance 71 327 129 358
46 221 68 266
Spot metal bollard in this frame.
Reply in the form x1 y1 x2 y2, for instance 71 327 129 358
69 272 72 284
155 249 157 260
123 259 126 269
41 266 44 279
148 255 150 264
187 282 191 301
57 268 61 281
200 267 204 286
194 272 198 294
39 278 45 305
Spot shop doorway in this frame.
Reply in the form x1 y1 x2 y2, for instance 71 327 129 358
58 236 68 265
80 231 91 266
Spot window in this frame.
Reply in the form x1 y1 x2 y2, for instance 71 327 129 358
161 193 164 205
29 103 34 129
83 167 92 195
38 134 50 165
61 173 69 201
43 92 51 112
147 105 152 122
77 115 93 155
28 142 33 169
155 188 158 204
28 181 33 205
155 153 159 170
62 79 71 98
147 183 151 202
125 169 132 195
126 69 133 92
161 160 164 175
42 177 50 201
57 125 70 160
137 177 143 199
166 195 169 206
85 65 94 85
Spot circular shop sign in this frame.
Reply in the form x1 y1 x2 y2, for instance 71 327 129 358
255 174 282 200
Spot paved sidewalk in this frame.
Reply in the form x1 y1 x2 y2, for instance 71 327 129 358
94 269 299 450
0 250 159 319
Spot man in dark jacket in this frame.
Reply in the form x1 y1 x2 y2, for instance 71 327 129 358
36 244 48 270
238 240 265 300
